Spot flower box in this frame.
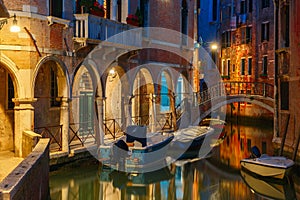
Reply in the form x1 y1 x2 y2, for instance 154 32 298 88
90 9 104 17
79 0 105 17
126 14 139 26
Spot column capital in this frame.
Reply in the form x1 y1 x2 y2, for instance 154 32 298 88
13 98 37 110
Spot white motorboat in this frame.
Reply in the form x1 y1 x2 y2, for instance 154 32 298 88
240 154 295 179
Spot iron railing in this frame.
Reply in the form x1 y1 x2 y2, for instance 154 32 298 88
34 125 63 151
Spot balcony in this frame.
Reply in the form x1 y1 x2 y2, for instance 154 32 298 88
73 14 142 49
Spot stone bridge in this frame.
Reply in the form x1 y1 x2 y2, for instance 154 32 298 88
192 81 274 121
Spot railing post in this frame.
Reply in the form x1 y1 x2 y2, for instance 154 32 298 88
263 83 266 97
113 119 116 139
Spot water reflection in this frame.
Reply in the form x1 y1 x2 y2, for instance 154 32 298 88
50 121 299 200
215 121 274 169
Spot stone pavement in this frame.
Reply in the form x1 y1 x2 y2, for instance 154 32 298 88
0 151 23 182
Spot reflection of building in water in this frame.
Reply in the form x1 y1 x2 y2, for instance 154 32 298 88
218 122 274 169
50 156 296 200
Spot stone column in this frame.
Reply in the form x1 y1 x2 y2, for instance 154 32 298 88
13 98 36 157
169 93 177 131
149 93 156 132
96 97 105 145
60 97 69 153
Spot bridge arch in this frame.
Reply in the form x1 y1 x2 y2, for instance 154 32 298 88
199 96 274 121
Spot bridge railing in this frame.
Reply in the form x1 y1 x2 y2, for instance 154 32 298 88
194 81 274 106
223 82 274 98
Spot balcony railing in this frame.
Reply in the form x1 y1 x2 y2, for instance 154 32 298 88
73 14 142 47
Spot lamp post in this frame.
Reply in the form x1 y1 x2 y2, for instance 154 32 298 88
0 14 20 32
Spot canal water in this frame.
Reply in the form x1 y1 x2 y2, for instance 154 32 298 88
49 121 300 200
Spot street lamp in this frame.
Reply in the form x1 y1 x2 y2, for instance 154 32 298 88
210 43 218 51
0 14 20 32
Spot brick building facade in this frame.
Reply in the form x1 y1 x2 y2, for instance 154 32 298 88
0 0 195 157
275 0 300 158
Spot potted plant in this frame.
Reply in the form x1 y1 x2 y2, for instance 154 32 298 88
126 8 142 26
126 14 139 26
80 0 105 17
259 73 268 79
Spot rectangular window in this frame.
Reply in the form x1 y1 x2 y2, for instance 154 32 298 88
212 0 218 21
280 5 290 48
222 31 231 48
248 0 252 12
49 0 63 18
8 74 14 110
240 0 247 14
248 57 252 75
247 139 251 152
240 139 244 151
262 56 268 74
262 141 267 154
246 26 252 43
241 27 246 44
261 22 269 42
241 27 251 44
241 58 246 75
262 0 270 8
227 59 231 76
222 59 226 75
280 81 289 110
50 67 60 107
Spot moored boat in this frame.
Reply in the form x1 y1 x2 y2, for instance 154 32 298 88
168 126 215 160
240 153 295 179
98 125 174 173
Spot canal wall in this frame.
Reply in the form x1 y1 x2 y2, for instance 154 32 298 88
0 138 50 200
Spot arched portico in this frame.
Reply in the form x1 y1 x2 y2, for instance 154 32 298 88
33 56 70 152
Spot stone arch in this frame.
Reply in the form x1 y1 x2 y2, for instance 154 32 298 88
131 67 155 126
0 61 18 152
0 54 21 98
197 97 274 124
33 56 70 152
103 62 129 134
70 61 103 146
33 55 70 98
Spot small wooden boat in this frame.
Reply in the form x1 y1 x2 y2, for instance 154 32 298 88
98 125 174 173
240 154 295 179
168 126 215 160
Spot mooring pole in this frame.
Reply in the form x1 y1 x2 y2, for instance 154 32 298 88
279 113 290 156
292 128 300 161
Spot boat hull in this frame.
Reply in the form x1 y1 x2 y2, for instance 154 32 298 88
240 157 294 179
98 134 174 173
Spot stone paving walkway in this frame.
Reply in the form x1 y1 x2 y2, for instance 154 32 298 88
0 151 23 182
